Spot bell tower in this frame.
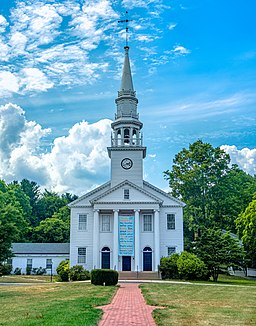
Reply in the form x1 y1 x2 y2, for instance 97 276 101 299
107 46 146 187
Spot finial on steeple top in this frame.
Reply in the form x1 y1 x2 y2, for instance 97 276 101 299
118 11 132 48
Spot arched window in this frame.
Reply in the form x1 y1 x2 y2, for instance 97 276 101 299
143 246 152 252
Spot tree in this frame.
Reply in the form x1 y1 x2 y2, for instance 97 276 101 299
36 190 68 222
33 218 70 243
236 194 256 267
194 228 245 281
164 140 230 234
20 179 41 225
210 166 256 232
164 140 256 248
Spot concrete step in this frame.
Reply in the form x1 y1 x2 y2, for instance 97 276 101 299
118 271 160 280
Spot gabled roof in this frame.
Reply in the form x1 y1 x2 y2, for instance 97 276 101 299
12 243 70 254
143 180 186 207
68 181 111 207
90 180 163 204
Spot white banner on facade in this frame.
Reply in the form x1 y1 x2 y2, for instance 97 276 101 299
118 215 134 256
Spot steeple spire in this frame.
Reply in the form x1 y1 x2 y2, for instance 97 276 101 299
120 46 134 91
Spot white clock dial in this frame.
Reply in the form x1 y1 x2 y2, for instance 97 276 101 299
121 158 133 170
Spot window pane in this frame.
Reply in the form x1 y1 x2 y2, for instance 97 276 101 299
143 214 152 232
79 214 87 230
168 247 176 256
124 189 129 199
102 215 110 232
27 259 32 268
78 247 86 263
46 259 52 269
167 214 175 230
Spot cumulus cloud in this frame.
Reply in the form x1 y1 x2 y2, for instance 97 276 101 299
221 145 256 176
0 103 112 195
20 68 54 92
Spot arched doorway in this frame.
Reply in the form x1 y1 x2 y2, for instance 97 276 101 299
101 247 110 269
143 247 152 271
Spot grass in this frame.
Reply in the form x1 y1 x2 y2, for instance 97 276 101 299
192 274 256 286
141 280 256 326
0 275 58 283
0 282 117 326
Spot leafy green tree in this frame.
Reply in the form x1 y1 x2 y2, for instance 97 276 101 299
236 194 256 267
33 218 70 243
210 166 256 232
36 190 68 222
20 179 41 225
194 228 245 281
7 183 32 223
52 206 70 223
164 140 230 233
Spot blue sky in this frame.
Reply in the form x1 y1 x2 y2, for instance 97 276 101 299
0 0 255 195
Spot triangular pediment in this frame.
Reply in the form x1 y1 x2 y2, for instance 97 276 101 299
91 180 163 204
68 181 111 207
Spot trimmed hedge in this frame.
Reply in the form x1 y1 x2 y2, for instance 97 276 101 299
0 264 12 276
160 254 179 279
91 269 118 286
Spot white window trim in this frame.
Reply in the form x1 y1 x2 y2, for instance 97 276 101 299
143 214 153 232
77 247 87 264
78 213 87 231
166 213 176 230
100 214 111 232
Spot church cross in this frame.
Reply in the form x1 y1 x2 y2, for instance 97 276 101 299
118 11 133 47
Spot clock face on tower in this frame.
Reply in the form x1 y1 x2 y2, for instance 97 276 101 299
121 158 133 170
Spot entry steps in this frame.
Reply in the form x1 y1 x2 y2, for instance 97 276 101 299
118 271 160 280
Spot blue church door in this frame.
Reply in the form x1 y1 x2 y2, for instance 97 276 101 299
143 247 152 271
122 256 131 271
101 247 110 269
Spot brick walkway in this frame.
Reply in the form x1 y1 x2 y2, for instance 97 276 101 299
98 283 157 326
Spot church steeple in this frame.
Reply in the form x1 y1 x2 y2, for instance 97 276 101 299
107 44 146 187
120 46 134 91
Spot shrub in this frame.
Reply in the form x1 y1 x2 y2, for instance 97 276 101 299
56 260 70 282
91 269 118 286
14 267 22 275
69 265 90 281
32 267 47 275
0 264 12 276
177 251 209 280
160 254 180 279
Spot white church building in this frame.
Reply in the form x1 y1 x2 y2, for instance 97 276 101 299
69 46 185 272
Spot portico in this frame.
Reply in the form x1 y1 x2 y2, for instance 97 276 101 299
91 206 161 272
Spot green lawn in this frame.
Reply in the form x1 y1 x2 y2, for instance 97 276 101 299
141 281 256 326
0 282 117 326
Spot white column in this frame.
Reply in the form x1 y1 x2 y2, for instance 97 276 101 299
134 209 140 272
113 209 119 271
154 209 160 272
93 209 99 269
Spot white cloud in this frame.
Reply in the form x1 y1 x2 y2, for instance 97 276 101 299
221 145 256 176
0 15 8 32
0 71 19 96
20 68 54 92
168 23 177 30
0 103 112 195
172 45 191 56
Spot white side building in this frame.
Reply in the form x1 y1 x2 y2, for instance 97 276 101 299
11 243 70 275
69 46 185 272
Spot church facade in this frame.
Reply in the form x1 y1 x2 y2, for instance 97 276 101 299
69 46 185 272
